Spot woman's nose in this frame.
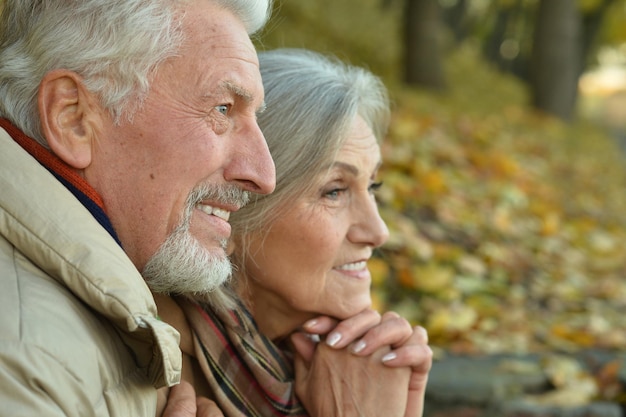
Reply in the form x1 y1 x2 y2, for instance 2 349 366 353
349 196 389 248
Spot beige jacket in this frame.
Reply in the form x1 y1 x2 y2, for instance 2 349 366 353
0 126 182 416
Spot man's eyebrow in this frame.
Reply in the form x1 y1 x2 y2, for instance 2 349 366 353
223 81 252 102
223 81 266 112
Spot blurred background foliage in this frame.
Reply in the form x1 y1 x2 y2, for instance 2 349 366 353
255 0 626 356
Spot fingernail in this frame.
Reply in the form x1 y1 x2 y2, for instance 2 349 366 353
382 352 397 362
303 319 317 329
306 333 321 343
351 340 366 354
326 332 342 347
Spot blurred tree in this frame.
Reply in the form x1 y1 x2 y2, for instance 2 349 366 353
580 0 618 68
403 0 447 90
442 0 470 44
439 0 621 122
481 0 531 81
258 0 625 122
483 1 519 65
530 0 582 121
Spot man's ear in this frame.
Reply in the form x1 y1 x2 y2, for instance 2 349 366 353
38 69 101 169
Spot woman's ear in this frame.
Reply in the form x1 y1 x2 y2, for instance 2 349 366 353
38 69 100 169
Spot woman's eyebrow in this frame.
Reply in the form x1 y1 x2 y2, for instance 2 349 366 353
329 161 359 176
329 160 383 176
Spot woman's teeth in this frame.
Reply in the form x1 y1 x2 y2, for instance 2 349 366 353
197 204 231 221
337 261 367 271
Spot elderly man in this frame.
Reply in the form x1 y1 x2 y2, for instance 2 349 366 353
0 0 274 416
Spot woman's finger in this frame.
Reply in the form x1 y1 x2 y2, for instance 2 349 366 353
301 309 382 350
380 342 433 370
348 314 414 356
300 315 339 334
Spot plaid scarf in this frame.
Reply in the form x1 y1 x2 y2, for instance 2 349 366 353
0 118 120 245
178 297 308 417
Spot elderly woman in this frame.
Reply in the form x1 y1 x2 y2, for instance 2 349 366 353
156 48 431 416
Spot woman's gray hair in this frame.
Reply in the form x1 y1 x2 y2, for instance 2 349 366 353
0 0 272 147
230 48 390 277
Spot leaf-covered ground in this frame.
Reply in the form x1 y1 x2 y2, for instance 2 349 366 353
370 45 626 356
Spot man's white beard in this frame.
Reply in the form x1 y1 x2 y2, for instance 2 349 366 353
142 184 247 296
142 224 232 295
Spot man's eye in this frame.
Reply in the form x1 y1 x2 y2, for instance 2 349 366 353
369 181 383 193
215 104 229 115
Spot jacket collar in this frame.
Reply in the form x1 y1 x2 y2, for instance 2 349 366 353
0 124 181 388
0 118 121 245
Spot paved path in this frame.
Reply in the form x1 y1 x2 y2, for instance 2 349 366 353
425 350 626 417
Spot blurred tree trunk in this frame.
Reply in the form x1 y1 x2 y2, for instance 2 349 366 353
530 0 581 122
403 0 446 90
442 0 469 44
483 2 516 65
581 0 617 75
482 0 531 81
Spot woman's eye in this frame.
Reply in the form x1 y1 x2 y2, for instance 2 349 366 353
215 104 229 115
324 188 346 200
